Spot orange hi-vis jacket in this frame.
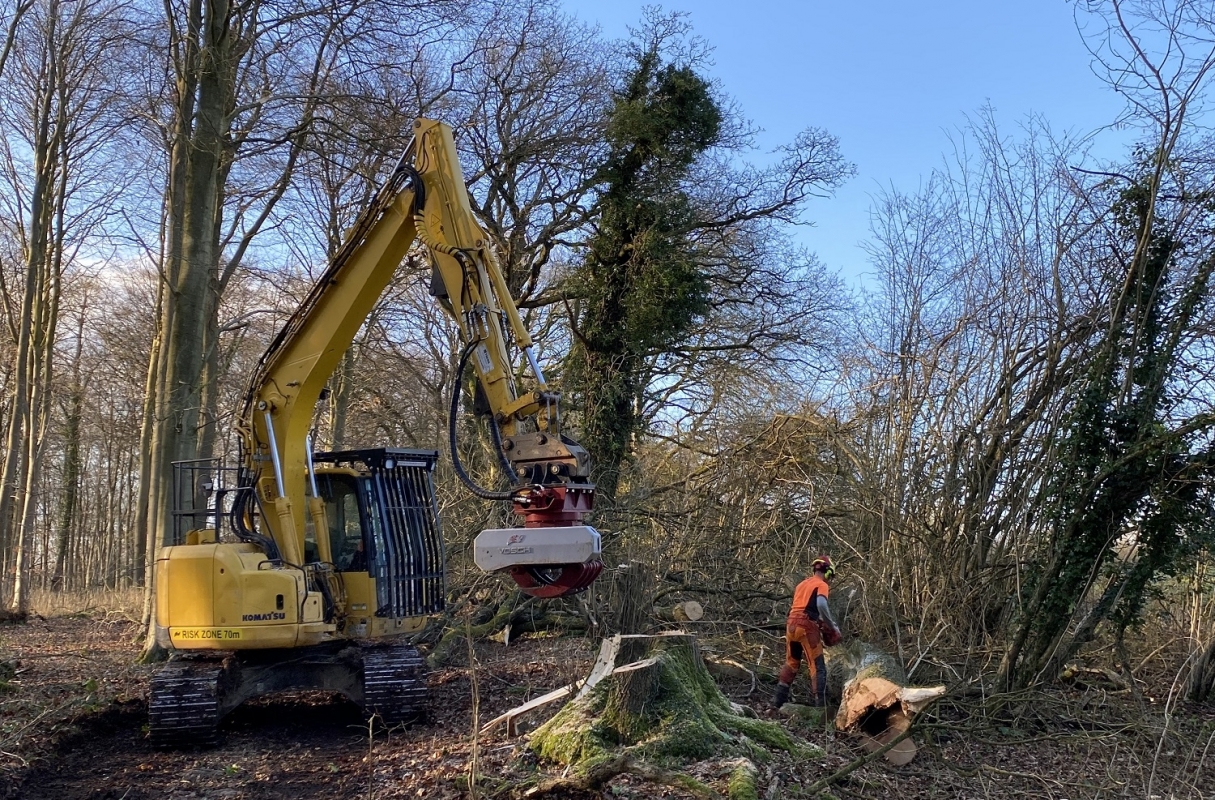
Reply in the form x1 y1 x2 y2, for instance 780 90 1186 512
790 574 829 622
780 572 832 699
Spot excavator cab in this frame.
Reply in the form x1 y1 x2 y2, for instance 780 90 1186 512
152 448 443 746
309 448 446 620
164 448 445 635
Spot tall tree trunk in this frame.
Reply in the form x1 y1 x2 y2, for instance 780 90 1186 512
135 306 162 595
140 0 232 656
329 347 355 449
195 313 220 463
4 1 61 612
51 293 86 590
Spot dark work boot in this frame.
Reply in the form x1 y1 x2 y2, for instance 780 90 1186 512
772 682 791 708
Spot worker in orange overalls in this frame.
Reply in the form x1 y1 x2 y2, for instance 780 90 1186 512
774 555 841 708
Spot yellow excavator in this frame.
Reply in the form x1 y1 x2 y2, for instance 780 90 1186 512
149 119 603 745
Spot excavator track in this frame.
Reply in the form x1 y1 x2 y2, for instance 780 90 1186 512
362 643 427 725
148 658 225 748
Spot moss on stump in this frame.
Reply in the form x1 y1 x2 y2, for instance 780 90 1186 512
529 634 818 797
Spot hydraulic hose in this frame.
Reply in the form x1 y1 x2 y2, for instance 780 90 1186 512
229 484 282 562
449 339 517 501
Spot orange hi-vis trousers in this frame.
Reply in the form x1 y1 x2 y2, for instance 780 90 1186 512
779 612 826 703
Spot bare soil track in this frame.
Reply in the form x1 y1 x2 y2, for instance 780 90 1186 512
2 615 1214 799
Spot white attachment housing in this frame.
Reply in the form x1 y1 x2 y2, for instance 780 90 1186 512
473 525 602 572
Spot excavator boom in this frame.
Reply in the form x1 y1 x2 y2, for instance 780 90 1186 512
237 117 601 596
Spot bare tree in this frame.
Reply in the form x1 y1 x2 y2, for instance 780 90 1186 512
0 0 136 612
844 112 1101 652
995 0 1215 689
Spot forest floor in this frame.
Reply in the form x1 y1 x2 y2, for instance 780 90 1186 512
1 613 1213 800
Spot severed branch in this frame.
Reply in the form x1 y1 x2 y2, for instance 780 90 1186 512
479 684 577 737
803 723 922 796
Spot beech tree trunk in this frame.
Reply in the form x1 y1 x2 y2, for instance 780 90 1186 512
139 0 232 658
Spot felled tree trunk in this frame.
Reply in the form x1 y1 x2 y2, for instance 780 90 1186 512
527 632 818 799
427 593 588 667
825 642 944 765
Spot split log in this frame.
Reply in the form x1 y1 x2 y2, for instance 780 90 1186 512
825 641 944 765
528 632 818 796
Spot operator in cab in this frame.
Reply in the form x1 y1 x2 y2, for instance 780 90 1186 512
773 555 842 708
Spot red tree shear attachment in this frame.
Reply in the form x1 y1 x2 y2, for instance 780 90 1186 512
473 483 603 598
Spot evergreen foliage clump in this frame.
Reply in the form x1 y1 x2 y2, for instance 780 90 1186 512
565 34 722 500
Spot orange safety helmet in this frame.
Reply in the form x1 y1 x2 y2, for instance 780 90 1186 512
811 555 835 580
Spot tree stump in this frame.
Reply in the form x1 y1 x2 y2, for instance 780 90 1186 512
825 641 945 765
606 562 654 663
528 632 818 798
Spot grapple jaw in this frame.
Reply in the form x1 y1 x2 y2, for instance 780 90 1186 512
475 480 604 598
508 561 604 597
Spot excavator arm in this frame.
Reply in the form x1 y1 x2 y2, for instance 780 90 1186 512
236 118 601 597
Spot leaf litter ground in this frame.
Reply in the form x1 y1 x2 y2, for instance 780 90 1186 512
2 615 1213 799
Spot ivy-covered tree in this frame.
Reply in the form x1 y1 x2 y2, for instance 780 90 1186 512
563 34 722 501
564 16 852 502
997 159 1215 690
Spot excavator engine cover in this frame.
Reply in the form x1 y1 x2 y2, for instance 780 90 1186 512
474 525 602 597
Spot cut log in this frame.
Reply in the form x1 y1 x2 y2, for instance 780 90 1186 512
825 641 945 765
705 657 756 695
655 601 704 623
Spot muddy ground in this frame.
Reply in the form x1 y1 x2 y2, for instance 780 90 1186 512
1 614 1213 799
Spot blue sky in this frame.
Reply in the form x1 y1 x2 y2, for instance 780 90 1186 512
560 0 1132 286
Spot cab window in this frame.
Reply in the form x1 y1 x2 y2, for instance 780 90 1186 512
304 474 367 571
